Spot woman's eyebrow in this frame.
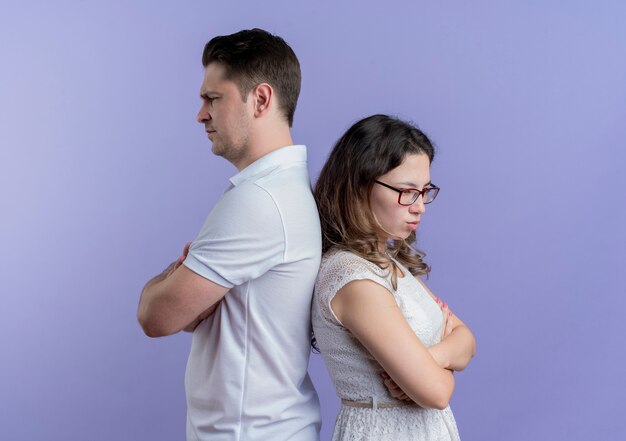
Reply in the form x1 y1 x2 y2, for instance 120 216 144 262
395 180 432 188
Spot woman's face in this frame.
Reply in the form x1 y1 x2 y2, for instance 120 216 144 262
369 153 432 244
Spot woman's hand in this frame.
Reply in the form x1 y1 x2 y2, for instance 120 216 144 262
424 297 455 369
436 297 454 341
376 297 459 404
334 278 456 409
428 295 478 371
380 372 413 402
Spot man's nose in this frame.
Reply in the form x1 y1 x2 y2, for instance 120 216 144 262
197 107 211 124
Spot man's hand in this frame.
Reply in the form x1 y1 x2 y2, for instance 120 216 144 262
138 241 229 337
171 242 222 333
152 242 192 282
183 302 220 332
167 242 192 277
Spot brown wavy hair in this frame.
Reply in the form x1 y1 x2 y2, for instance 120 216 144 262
314 114 436 290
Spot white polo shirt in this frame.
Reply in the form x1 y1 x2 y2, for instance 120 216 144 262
182 145 322 441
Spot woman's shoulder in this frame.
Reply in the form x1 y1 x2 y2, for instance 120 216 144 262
322 247 372 267
320 248 389 280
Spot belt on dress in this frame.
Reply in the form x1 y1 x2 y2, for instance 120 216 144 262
341 398 420 409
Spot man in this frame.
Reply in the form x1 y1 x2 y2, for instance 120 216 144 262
137 29 322 441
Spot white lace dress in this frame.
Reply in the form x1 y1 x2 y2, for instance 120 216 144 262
312 249 460 441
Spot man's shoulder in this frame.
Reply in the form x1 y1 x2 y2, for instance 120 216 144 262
251 163 315 210
254 161 310 188
217 182 280 216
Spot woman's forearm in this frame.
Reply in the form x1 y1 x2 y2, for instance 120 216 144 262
429 325 476 371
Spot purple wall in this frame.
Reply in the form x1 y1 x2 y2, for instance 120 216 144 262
2 1 625 440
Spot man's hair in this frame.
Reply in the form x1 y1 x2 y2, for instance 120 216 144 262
202 28 301 127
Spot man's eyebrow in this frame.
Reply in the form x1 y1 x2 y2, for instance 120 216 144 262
200 91 221 99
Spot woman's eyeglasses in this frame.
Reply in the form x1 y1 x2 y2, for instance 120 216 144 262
374 180 440 205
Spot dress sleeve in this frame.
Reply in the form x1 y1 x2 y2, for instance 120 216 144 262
316 251 395 327
183 184 285 288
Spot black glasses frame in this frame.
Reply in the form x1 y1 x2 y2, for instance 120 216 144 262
374 180 440 205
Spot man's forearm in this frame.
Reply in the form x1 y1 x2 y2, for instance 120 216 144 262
142 262 175 293
137 261 179 336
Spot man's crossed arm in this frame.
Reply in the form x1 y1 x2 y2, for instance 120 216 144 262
137 243 228 337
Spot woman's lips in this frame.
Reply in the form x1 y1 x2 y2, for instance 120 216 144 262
406 221 420 231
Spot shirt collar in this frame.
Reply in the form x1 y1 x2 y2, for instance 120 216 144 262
229 145 307 187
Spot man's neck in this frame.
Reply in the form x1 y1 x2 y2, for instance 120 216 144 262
234 128 295 171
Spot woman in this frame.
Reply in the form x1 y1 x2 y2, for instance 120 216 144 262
312 114 476 440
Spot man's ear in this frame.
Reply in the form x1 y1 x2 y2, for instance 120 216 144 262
252 83 273 117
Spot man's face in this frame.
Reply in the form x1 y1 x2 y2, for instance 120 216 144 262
197 63 253 166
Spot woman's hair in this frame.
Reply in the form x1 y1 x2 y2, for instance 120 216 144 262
314 114 436 290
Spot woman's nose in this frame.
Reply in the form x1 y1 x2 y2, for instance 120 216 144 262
409 196 426 214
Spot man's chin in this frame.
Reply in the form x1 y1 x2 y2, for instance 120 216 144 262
211 143 223 156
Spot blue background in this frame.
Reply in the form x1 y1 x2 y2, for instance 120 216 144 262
1 1 625 440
